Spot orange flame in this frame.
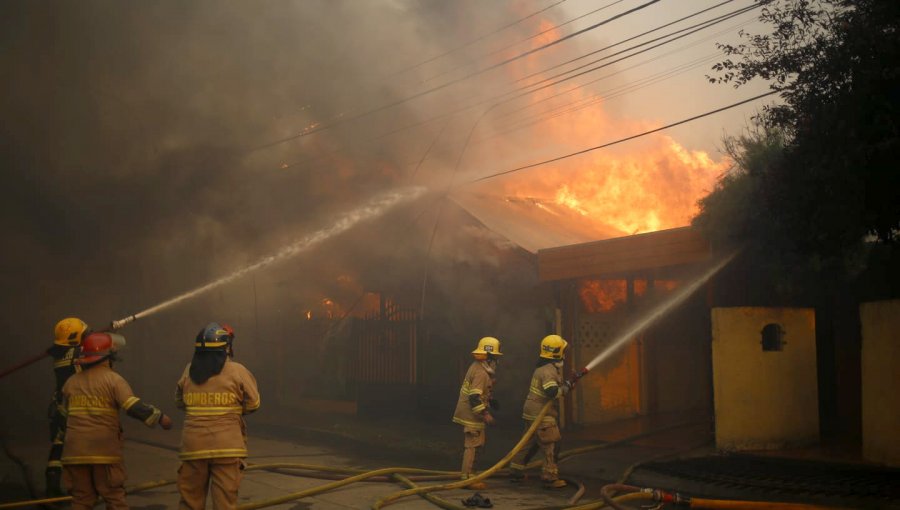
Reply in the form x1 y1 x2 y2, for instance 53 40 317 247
579 278 681 314
579 279 626 313
468 16 731 238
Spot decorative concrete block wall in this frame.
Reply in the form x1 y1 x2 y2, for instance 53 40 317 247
711 307 819 450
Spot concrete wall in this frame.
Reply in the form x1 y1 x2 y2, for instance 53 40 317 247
860 300 900 466
711 307 819 450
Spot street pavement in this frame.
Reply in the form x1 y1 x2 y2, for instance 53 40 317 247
1 419 583 509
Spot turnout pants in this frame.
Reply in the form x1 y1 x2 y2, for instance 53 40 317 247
46 397 66 464
460 427 486 478
509 420 561 481
63 463 127 510
178 458 243 510
46 401 66 494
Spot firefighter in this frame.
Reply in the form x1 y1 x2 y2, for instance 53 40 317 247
61 331 173 509
452 336 502 490
509 334 569 488
45 318 88 496
176 322 260 510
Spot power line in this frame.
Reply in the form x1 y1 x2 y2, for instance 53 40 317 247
514 0 740 85
394 0 571 75
506 3 761 101
489 52 721 138
420 0 628 86
272 3 760 174
492 15 749 125
467 90 780 184
244 0 662 154
388 2 761 139
486 13 758 134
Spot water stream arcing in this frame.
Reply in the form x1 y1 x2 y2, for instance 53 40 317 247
112 186 426 328
583 250 738 371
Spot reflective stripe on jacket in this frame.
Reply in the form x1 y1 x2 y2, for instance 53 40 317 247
522 362 562 424
176 359 260 460
452 361 493 430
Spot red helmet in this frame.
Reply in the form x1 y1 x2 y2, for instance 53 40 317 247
77 332 126 365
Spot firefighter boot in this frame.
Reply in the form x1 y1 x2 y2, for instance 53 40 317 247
508 466 526 483
543 478 567 489
45 467 64 497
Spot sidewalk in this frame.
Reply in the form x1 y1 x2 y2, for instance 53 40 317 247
251 406 900 509
4 409 897 509
0 415 577 509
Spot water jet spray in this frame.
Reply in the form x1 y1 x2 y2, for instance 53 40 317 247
1 188 426 381
565 251 738 387
109 186 426 331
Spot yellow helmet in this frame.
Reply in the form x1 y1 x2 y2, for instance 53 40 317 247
472 336 503 359
539 334 567 360
54 318 89 347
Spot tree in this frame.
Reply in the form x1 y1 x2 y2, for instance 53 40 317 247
694 0 900 289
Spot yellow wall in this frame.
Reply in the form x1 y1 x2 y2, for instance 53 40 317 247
711 307 818 450
860 300 900 466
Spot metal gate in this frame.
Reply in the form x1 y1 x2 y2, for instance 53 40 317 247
575 313 642 424
348 300 418 385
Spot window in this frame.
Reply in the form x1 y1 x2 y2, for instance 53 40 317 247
761 323 785 351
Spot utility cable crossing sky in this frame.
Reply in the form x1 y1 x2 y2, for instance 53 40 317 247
468 89 780 183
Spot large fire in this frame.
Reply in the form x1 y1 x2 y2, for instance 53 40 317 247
465 15 731 237
579 278 679 313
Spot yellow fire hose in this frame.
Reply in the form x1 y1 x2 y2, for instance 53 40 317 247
524 420 698 471
392 474 466 510
0 464 456 510
371 401 554 509
0 477 173 509
0 414 850 510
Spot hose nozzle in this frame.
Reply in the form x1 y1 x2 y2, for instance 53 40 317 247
564 367 589 389
110 315 137 331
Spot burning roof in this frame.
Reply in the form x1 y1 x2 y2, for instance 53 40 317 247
450 191 625 253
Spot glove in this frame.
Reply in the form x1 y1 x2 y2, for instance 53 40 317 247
489 398 500 411
159 414 173 430
482 412 495 426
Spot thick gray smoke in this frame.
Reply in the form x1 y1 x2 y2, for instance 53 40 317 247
0 1 560 424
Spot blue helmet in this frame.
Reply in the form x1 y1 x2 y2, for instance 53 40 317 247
195 322 234 351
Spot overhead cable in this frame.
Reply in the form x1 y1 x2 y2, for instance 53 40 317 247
467 89 781 183
514 0 740 84
394 0 571 74
420 0 627 85
244 0 663 154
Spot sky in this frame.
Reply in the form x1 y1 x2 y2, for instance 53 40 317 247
556 0 774 155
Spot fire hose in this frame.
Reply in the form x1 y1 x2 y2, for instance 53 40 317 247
0 316 134 382
0 411 848 510
0 464 459 510
0 401 553 510
597 484 847 510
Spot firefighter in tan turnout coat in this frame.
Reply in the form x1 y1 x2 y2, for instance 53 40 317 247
61 331 172 509
509 334 569 488
45 318 88 496
176 322 260 510
452 336 502 490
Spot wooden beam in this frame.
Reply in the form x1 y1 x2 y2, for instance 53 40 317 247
538 227 711 281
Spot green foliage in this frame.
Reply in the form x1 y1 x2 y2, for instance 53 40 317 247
694 123 785 248
695 0 899 291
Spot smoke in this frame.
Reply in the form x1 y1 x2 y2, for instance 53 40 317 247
0 1 733 435
0 1 565 423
